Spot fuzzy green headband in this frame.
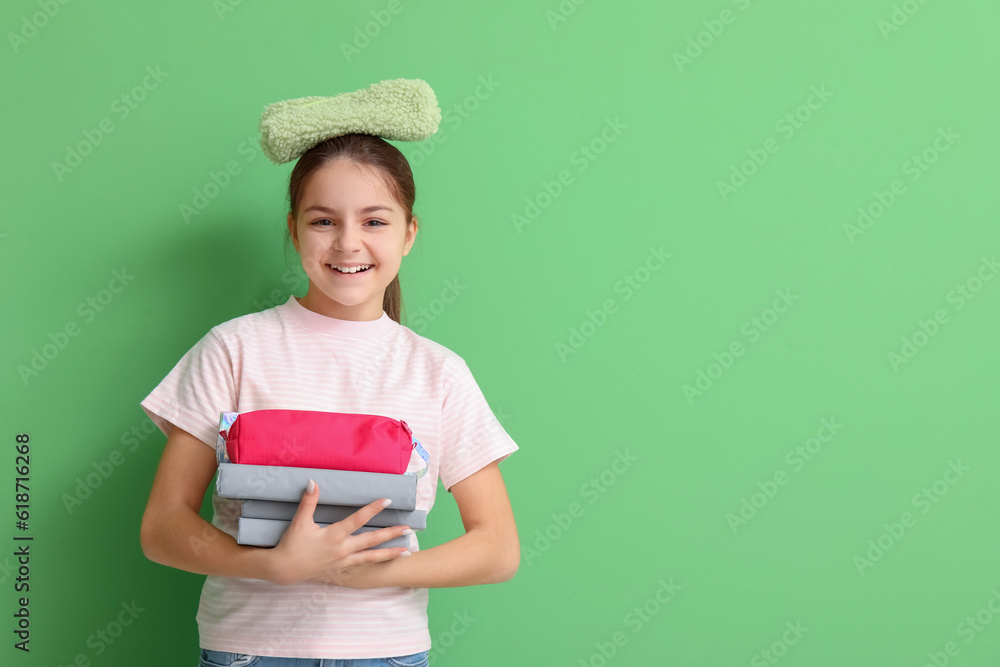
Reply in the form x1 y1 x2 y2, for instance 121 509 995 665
257 78 442 165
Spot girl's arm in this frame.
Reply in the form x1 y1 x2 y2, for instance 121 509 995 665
320 461 519 589
140 426 409 585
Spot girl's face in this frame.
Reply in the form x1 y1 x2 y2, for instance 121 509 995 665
287 158 416 321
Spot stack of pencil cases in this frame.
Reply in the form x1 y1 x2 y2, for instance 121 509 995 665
214 412 426 549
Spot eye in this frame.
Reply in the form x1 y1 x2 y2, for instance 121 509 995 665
311 219 385 227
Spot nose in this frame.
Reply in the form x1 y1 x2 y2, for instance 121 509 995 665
333 221 362 252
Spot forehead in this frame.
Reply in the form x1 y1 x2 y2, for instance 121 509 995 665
301 160 398 211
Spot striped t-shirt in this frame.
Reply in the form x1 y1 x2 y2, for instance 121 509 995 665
139 294 518 659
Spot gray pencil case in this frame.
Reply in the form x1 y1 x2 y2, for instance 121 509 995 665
216 463 417 510
241 498 426 530
238 517 412 549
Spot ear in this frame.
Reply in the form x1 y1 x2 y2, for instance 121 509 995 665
287 212 300 253
402 216 418 256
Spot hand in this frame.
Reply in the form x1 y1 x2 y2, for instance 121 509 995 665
264 479 412 587
306 528 414 589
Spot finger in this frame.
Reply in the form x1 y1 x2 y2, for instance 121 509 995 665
341 545 412 569
289 478 319 527
351 525 412 551
339 498 394 533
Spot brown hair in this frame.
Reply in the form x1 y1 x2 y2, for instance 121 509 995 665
284 133 417 324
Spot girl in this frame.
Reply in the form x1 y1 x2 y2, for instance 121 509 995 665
139 132 520 666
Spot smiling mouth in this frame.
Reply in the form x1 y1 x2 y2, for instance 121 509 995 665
328 264 373 274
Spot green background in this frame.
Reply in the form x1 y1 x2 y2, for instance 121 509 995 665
2 0 999 664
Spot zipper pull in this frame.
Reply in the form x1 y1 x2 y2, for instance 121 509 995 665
399 419 412 436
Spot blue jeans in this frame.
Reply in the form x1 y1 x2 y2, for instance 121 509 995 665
199 648 429 667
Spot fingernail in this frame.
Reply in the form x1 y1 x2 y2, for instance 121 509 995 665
307 479 316 493
381 498 392 508
400 550 411 557
402 528 413 535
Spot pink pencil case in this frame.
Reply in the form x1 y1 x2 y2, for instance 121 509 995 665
217 409 427 476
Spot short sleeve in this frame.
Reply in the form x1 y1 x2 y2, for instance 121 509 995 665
437 355 518 492
139 329 238 449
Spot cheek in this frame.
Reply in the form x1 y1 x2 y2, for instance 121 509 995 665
301 254 323 272
301 243 325 260
380 253 403 269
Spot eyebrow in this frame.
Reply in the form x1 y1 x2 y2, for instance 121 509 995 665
303 204 395 215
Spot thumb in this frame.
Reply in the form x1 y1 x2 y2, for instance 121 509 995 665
291 478 319 526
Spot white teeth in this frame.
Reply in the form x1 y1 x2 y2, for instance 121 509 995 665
331 264 372 274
